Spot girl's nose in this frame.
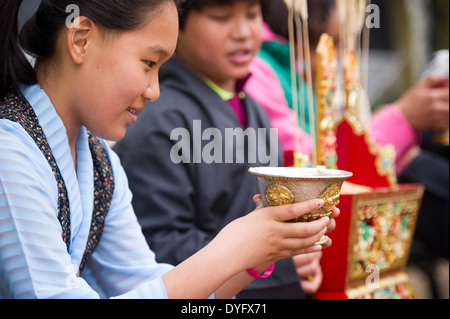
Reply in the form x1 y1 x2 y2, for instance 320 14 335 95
143 84 160 103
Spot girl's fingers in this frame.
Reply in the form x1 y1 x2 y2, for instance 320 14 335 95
296 244 324 256
282 216 330 239
271 198 325 222
330 206 340 219
253 194 264 210
280 226 328 252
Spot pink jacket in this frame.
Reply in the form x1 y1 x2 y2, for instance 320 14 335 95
368 104 420 174
247 56 314 158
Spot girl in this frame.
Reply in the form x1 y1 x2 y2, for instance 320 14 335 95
0 0 337 299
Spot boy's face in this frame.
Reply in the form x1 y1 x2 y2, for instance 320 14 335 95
177 1 263 92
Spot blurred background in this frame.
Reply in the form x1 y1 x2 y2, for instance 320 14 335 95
367 0 448 299
368 0 449 109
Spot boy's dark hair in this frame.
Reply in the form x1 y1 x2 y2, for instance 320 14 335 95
307 0 337 48
179 0 261 30
260 0 336 47
1 0 181 98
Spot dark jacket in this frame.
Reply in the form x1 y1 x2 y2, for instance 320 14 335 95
114 58 301 294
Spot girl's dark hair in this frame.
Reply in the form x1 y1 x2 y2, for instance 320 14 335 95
1 0 180 98
260 0 336 47
179 0 261 30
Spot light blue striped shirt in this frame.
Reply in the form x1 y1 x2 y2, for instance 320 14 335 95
0 84 174 299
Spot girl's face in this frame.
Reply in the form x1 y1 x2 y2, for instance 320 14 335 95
176 1 263 92
70 2 179 141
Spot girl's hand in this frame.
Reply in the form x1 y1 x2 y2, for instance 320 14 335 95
163 196 340 299
214 196 338 273
253 194 340 250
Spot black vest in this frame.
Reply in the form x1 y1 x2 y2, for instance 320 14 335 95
0 88 114 276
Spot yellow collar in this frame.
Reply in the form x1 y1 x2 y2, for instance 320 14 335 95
204 79 235 101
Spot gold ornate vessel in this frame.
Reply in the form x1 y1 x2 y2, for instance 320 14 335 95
249 167 353 222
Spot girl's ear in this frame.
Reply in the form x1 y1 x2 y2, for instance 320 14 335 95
66 16 95 64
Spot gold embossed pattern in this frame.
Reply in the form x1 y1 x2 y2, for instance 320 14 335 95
264 183 295 206
319 182 342 212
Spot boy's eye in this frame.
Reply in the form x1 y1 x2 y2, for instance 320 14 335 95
209 15 229 22
247 12 260 19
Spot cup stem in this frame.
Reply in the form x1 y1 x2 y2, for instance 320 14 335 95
316 235 329 245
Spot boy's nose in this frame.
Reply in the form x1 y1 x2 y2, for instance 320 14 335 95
231 18 252 39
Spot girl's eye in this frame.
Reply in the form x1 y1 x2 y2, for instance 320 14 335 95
145 61 157 69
